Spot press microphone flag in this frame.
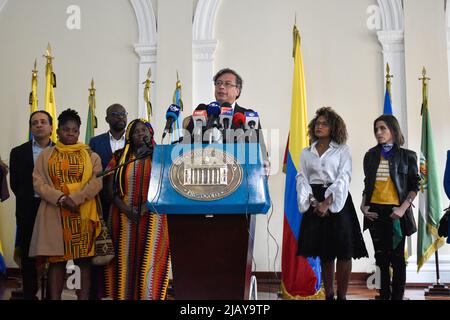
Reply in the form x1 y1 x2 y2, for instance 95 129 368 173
219 106 233 129
244 111 259 129
206 102 221 130
232 112 245 129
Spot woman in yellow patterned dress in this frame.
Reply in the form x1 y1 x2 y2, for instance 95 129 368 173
30 109 102 300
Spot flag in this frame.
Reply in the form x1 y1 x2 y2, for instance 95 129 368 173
143 67 153 123
85 79 97 144
28 59 38 141
171 72 183 143
383 89 393 115
0 239 6 277
280 25 323 299
417 68 445 272
44 43 57 142
383 63 393 115
381 64 411 259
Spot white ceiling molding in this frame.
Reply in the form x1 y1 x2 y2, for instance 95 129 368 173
193 0 221 41
192 0 222 108
129 0 158 119
377 0 404 31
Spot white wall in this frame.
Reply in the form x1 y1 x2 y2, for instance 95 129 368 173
0 0 449 277
0 0 138 268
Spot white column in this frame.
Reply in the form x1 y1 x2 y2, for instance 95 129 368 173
376 0 408 143
377 30 408 143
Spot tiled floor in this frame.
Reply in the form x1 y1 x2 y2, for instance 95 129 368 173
2 275 450 300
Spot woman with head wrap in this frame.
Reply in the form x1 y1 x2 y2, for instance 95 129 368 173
104 119 170 300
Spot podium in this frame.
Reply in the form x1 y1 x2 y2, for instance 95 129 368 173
147 143 270 299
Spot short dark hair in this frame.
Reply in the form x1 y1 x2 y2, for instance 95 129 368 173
373 114 405 146
29 110 53 127
106 103 125 115
213 68 243 99
58 108 81 128
308 107 348 144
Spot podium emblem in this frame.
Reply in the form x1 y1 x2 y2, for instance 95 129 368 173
169 148 243 201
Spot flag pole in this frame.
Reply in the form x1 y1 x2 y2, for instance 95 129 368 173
419 68 450 296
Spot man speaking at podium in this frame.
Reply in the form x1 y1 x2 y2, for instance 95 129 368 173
184 68 270 174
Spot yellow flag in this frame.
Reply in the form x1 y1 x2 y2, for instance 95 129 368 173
44 44 57 142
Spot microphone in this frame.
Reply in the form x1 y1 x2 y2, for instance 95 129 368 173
192 109 207 143
244 111 259 129
206 102 221 130
162 104 181 139
219 102 233 130
232 112 246 143
232 112 245 129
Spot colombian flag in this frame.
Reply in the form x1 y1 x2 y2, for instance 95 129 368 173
0 240 6 277
281 25 322 299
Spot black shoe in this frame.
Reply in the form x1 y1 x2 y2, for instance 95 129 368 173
325 294 335 300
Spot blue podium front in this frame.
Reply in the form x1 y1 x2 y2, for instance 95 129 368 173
147 143 270 214
146 143 271 299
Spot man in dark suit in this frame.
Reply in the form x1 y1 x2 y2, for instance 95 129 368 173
185 68 270 172
89 104 128 174
0 158 9 202
88 103 127 300
9 110 53 300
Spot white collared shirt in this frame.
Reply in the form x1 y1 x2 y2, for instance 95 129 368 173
296 140 352 213
32 138 52 197
109 131 126 153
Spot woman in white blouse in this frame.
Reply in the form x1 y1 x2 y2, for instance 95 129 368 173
296 107 367 300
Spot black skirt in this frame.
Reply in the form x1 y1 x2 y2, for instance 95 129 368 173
297 184 368 261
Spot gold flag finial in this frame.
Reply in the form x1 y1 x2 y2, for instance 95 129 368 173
33 58 37 71
43 43 54 62
89 78 96 96
419 67 430 115
147 66 152 79
385 63 393 81
143 67 153 121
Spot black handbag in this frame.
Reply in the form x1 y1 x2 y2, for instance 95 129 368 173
400 207 417 236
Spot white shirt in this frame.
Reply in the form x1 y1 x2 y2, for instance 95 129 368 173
32 138 52 198
109 131 126 153
296 141 352 213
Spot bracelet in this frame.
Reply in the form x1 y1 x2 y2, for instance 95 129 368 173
57 195 67 206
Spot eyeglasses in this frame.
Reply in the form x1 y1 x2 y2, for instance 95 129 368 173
110 111 128 118
214 80 238 88
315 121 329 128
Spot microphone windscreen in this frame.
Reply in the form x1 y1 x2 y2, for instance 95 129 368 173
166 104 181 120
221 102 232 109
207 103 221 117
195 103 208 111
232 112 245 128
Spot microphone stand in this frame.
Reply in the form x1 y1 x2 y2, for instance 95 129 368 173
95 150 152 178
133 151 146 299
